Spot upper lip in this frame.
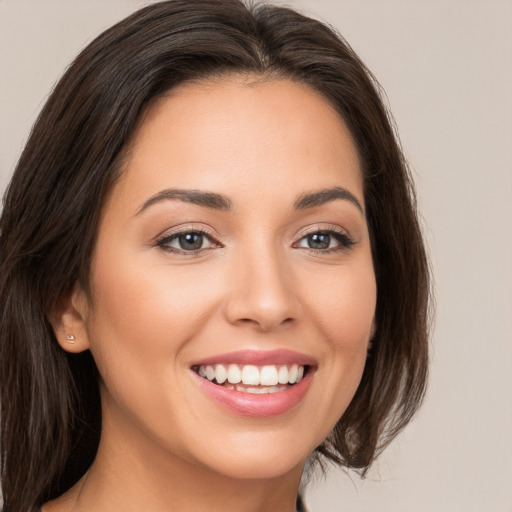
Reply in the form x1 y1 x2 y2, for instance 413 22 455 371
190 349 317 367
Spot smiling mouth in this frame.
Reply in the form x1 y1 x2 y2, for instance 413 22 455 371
192 364 308 394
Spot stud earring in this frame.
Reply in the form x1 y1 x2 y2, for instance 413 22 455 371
66 334 76 344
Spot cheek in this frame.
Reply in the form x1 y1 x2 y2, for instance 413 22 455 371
82 254 229 450
302 258 376 423
308 261 376 350
83 251 221 387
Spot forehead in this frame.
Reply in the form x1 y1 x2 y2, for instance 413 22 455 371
114 76 364 213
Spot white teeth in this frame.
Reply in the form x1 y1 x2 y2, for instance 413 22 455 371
260 365 279 386
227 364 242 384
278 365 289 384
197 363 306 386
241 365 260 385
205 365 215 381
215 364 227 384
289 364 298 384
235 384 288 394
237 384 266 394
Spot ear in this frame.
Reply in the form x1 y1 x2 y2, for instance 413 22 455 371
49 282 91 354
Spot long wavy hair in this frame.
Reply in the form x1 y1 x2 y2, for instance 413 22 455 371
0 1 431 510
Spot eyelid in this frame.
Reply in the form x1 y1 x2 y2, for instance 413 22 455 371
294 223 351 240
155 223 218 240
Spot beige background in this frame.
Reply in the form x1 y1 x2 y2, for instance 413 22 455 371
1 0 511 510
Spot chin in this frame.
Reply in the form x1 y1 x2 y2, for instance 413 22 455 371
180 427 320 481
199 449 307 481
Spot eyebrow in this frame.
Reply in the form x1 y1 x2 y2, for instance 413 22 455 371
136 188 232 215
294 187 364 213
136 185 363 216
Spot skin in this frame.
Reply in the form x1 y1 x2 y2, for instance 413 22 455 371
48 76 376 512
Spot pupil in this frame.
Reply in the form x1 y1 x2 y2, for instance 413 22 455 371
308 232 330 249
179 233 203 250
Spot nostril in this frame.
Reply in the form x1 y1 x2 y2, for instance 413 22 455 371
235 315 296 332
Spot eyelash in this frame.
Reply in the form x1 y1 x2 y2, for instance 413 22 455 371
156 226 355 255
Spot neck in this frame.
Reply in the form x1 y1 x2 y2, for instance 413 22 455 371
83 448 302 512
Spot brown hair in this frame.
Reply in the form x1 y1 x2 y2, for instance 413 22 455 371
0 1 430 510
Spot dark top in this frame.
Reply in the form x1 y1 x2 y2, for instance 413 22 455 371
297 494 308 511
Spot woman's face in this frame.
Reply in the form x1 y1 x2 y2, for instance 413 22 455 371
71 77 376 480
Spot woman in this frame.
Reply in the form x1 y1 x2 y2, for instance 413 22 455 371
0 1 430 511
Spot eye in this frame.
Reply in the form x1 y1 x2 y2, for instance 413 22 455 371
157 229 219 254
294 229 355 252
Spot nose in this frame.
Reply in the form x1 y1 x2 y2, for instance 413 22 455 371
223 246 301 332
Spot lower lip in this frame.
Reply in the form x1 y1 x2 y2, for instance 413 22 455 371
193 370 314 418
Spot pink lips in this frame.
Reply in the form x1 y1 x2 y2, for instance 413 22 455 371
192 349 316 367
190 349 316 418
